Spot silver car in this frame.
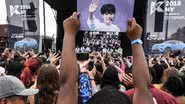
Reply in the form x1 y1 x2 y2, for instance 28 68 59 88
152 40 185 53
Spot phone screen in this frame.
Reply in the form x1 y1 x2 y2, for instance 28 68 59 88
76 52 89 61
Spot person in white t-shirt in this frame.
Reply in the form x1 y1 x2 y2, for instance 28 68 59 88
87 0 120 32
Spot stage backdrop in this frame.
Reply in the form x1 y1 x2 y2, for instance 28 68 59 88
6 0 40 52
145 0 185 53
78 0 135 32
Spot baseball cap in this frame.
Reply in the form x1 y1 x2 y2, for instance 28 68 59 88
0 75 39 99
0 67 5 75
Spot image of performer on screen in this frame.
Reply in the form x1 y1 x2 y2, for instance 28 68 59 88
87 0 120 32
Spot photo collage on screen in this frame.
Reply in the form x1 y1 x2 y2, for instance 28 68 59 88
76 31 123 57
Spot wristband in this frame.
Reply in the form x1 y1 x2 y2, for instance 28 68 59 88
131 39 143 45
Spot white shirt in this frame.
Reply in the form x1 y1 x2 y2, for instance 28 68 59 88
85 47 91 52
87 16 120 32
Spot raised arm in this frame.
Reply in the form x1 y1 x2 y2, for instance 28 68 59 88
57 12 80 104
97 53 107 74
127 18 154 104
89 0 99 20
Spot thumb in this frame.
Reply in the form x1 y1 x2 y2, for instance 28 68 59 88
127 19 132 30
72 12 80 19
127 18 136 29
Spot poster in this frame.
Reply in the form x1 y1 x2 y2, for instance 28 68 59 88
145 0 185 53
78 0 135 32
6 0 40 52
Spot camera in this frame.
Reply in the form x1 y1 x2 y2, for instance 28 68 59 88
76 52 89 61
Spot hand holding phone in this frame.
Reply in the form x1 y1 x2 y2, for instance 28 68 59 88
76 52 89 61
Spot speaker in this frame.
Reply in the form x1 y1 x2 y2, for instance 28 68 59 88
42 38 53 52
120 33 132 56
154 0 164 32
26 2 37 32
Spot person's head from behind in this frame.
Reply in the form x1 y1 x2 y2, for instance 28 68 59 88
101 4 116 25
21 57 42 87
36 64 60 104
103 54 111 66
101 66 120 90
86 86 131 104
38 56 47 64
162 67 178 83
153 64 165 84
179 66 185 76
7 62 24 79
179 75 185 96
94 62 104 84
149 67 157 84
160 62 169 70
162 76 184 97
0 76 38 104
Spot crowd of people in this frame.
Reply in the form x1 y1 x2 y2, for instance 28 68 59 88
0 12 185 104
76 31 121 54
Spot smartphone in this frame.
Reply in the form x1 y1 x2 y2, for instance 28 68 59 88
88 61 94 71
76 52 89 61
8 49 12 53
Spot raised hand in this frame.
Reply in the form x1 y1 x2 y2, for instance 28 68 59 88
78 59 90 73
97 52 104 62
89 0 99 13
87 66 96 79
3 48 9 54
49 53 61 65
63 12 80 35
123 73 134 87
127 18 143 41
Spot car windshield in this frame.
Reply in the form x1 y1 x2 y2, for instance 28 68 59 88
163 40 183 44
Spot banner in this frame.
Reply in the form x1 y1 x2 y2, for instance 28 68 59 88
6 0 40 52
145 0 185 53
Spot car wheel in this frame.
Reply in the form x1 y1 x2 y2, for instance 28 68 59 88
164 47 172 53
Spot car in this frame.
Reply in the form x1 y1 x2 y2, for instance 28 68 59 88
152 40 185 53
14 38 38 50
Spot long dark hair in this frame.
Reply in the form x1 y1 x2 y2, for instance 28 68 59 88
36 64 60 104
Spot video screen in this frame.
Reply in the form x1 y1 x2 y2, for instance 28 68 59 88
76 31 123 55
78 0 135 32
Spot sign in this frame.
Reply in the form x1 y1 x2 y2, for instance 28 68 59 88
145 0 185 53
6 0 40 52
78 0 135 32
150 0 184 20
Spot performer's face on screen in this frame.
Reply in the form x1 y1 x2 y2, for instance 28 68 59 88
102 13 115 25
101 4 116 25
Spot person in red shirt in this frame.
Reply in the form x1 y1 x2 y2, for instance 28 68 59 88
125 67 178 104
